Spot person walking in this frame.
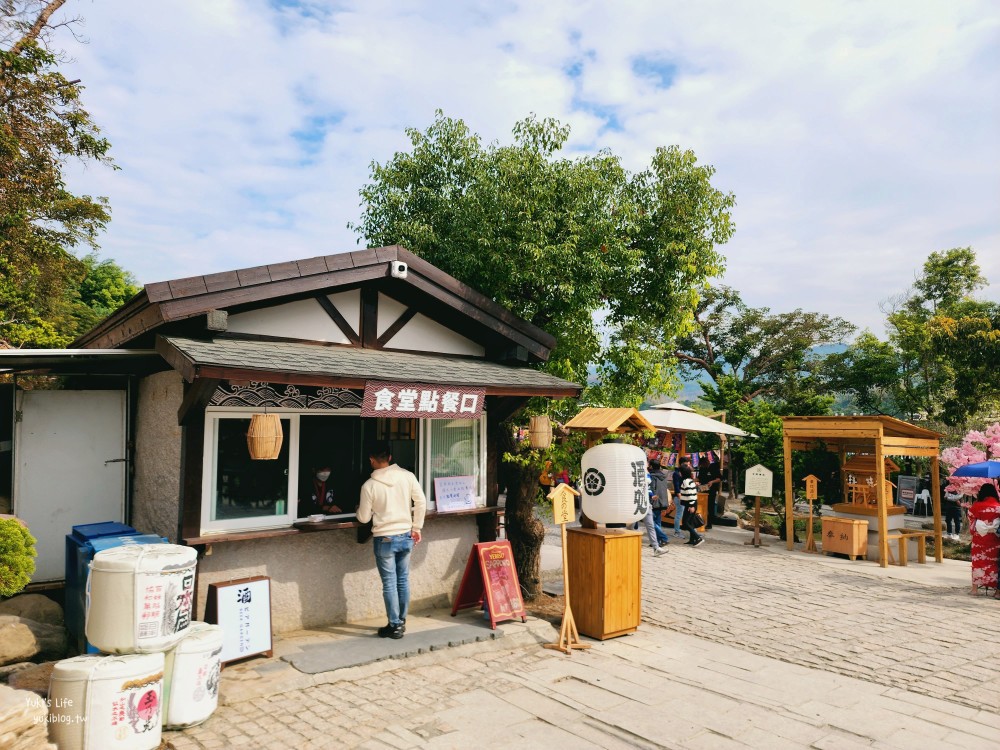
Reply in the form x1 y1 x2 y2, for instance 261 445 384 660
968 484 1000 597
357 441 427 638
943 486 964 541
678 464 704 547
671 456 690 538
642 460 670 556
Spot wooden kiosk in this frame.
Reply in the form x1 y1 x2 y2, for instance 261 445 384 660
561 407 654 639
781 416 944 568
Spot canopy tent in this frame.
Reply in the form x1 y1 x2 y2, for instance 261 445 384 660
640 402 750 438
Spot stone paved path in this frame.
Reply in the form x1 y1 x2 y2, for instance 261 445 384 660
164 532 1000 749
640 538 1000 713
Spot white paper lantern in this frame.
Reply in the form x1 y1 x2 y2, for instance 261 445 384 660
580 442 648 525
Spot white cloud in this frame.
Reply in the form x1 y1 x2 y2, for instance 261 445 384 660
52 0 999 336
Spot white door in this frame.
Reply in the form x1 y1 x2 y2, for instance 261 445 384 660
14 390 127 582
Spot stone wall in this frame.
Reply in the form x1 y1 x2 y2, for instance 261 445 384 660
196 515 477 632
132 371 184 541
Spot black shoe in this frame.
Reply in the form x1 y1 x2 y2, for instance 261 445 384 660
693 538 705 547
378 622 405 638
377 623 395 638
389 623 405 639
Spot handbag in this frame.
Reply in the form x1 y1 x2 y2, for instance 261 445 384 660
684 508 706 529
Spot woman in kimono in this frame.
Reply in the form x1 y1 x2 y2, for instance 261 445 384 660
968 483 1000 596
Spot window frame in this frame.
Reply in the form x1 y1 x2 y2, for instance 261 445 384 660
200 406 487 535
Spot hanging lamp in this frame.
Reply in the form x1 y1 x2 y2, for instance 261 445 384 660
247 413 283 460
529 415 553 450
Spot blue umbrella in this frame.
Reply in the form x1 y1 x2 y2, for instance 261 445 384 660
952 460 1000 478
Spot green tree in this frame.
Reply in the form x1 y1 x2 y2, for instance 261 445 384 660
71 253 140 334
824 332 903 415
1 0 115 348
928 302 1000 423
353 111 735 596
673 285 855 404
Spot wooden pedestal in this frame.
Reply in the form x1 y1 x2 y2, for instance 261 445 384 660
821 517 868 560
566 527 642 640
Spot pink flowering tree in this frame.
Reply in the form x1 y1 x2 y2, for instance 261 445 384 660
940 423 1000 496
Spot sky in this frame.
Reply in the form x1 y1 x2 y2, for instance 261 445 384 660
52 0 999 336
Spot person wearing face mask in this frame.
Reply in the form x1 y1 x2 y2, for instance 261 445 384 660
299 464 344 516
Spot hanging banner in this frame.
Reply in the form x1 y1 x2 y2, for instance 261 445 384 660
361 381 485 419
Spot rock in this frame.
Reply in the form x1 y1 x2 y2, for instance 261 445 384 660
0 663 33 684
7 662 54 697
0 684 56 750
0 617 66 667
0 595 64 628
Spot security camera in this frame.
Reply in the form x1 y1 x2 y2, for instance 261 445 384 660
390 261 408 279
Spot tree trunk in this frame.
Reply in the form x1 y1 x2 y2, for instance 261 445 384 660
497 423 545 601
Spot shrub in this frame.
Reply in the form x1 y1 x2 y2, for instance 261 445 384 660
0 518 37 597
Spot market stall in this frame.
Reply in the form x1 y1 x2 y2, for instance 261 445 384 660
781 416 944 568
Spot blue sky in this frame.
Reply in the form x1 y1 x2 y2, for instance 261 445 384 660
57 0 999 336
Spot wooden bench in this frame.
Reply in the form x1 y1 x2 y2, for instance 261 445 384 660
884 530 935 566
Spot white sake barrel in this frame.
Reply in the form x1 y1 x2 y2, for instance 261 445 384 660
86 544 198 654
163 622 223 729
580 442 649 525
48 652 164 750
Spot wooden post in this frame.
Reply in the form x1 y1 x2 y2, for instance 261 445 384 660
744 497 767 548
803 474 819 553
930 455 943 563
784 435 794 550
875 439 889 567
543 484 590 655
839 446 848 504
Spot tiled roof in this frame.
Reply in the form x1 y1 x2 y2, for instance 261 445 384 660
159 336 580 395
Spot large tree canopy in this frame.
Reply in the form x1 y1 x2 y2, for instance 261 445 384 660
828 247 991 424
354 112 735 597
354 112 735 406
1 0 117 347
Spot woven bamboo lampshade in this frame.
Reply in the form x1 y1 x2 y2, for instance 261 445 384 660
529 415 553 449
247 414 283 460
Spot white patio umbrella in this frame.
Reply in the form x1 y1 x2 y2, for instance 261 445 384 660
639 402 750 437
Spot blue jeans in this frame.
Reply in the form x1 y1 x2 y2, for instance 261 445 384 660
373 533 414 627
673 496 684 534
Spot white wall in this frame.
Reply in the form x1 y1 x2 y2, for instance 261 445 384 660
227 298 351 343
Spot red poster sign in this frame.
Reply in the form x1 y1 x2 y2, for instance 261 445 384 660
450 540 526 629
361 381 485 419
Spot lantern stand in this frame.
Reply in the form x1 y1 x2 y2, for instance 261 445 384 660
543 483 590 655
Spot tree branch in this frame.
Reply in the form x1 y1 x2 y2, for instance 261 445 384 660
9 0 67 57
674 350 717 381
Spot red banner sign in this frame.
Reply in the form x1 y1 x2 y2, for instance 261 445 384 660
361 381 485 419
450 540 526 629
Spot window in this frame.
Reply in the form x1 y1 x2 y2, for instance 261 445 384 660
424 417 485 506
201 407 486 534
202 412 299 534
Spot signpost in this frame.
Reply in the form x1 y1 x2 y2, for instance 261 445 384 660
543 483 590 655
744 464 773 549
802 474 820 553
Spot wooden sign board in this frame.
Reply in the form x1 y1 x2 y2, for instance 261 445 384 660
803 474 820 501
896 475 918 511
434 475 478 513
450 540 526 629
548 483 578 526
205 576 273 664
744 464 774 498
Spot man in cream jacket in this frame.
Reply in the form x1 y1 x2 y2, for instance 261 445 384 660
356 441 427 639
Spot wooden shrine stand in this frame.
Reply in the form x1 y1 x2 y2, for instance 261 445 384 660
543 484 591 654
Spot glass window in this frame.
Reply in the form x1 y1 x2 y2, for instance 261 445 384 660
426 417 483 505
202 413 299 534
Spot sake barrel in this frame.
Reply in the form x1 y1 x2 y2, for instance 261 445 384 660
48 652 164 750
162 622 223 729
86 544 197 654
580 442 649 525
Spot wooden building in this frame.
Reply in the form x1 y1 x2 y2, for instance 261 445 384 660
0 246 580 631
781 416 944 567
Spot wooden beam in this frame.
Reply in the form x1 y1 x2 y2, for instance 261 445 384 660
179 414 205 544
784 435 794 551
930 456 943 563
360 287 379 348
879 437 940 449
376 307 418 348
875 439 888 567
177 378 220 426
783 428 881 439
880 446 941 458
316 294 361 345
155 336 197 383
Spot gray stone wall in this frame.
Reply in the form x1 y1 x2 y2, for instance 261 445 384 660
132 371 183 541
195 516 478 632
